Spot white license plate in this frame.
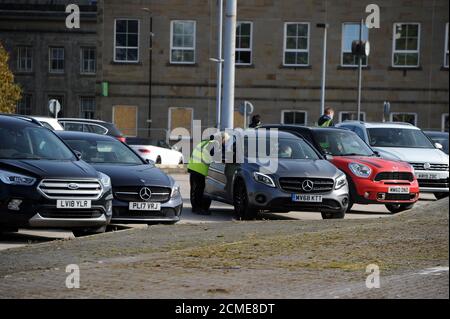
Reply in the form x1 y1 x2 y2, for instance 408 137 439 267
292 194 323 203
388 186 410 194
57 200 92 209
129 202 161 211
417 173 440 180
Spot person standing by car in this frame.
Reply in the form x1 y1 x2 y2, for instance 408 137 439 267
318 107 335 127
249 114 262 128
187 133 229 214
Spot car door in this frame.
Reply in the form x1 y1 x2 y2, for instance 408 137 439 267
205 162 229 202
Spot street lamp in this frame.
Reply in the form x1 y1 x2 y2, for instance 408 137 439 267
317 23 329 117
141 7 154 137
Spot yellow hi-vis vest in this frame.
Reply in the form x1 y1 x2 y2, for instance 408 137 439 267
187 140 213 176
319 119 333 127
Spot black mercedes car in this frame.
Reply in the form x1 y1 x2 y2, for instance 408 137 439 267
57 131 183 224
0 115 113 236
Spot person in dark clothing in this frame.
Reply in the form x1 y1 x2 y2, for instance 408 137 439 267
249 114 262 128
318 107 335 127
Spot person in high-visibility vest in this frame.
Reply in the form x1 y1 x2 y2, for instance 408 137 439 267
187 133 228 214
318 107 335 127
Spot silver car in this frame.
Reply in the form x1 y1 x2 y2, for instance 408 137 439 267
204 131 349 220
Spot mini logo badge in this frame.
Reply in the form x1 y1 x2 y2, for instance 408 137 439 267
68 183 79 190
302 180 314 192
424 163 432 170
139 187 152 201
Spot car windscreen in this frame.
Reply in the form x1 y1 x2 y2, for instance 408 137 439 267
0 126 75 160
64 138 143 165
244 137 320 160
312 130 374 156
429 136 449 153
367 128 435 148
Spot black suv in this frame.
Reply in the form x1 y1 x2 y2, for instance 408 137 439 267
0 115 113 236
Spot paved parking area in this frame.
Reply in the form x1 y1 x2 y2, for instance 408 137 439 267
0 173 441 251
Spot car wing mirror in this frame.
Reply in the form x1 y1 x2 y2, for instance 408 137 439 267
324 154 333 160
435 143 443 150
74 150 82 160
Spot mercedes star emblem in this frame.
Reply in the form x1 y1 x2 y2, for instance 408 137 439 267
423 163 431 170
139 187 152 201
302 180 314 192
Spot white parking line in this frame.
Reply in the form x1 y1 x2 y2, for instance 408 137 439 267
417 267 449 275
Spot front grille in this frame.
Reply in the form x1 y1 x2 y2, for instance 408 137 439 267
38 179 103 200
374 172 414 182
278 178 335 194
114 186 171 203
410 163 449 171
39 209 103 219
384 194 416 201
418 178 450 188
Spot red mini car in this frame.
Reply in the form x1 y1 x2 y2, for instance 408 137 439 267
264 125 420 213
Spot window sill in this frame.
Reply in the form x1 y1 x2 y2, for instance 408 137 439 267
111 61 142 65
388 66 422 71
48 72 65 76
80 73 97 77
166 62 198 67
279 64 312 70
236 64 255 69
337 65 371 70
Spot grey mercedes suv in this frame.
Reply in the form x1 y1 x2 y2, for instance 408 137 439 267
204 130 349 220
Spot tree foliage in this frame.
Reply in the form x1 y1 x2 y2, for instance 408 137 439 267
0 42 21 113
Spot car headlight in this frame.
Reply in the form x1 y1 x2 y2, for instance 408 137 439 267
349 163 372 178
171 183 181 198
253 172 276 188
98 172 111 189
0 169 36 186
335 174 347 190
410 165 416 176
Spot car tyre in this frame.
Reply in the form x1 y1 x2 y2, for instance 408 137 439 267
156 156 162 164
385 203 415 214
434 192 449 200
233 180 257 220
321 211 346 220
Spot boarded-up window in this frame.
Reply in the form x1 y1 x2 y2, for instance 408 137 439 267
234 111 245 129
169 107 193 139
113 105 137 137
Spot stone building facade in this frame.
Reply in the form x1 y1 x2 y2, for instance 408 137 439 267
1 0 449 139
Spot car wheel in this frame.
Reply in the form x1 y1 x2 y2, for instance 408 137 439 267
434 192 449 200
155 156 162 165
346 201 354 213
0 227 18 236
178 158 184 165
72 225 107 238
233 180 257 220
321 211 346 220
385 203 415 214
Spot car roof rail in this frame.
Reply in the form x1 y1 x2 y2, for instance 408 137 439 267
0 113 44 127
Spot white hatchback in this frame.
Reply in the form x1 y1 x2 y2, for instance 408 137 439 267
336 121 449 199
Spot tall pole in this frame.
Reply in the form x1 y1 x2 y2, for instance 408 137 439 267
221 0 237 130
357 19 363 120
216 0 223 129
319 24 328 116
142 8 153 137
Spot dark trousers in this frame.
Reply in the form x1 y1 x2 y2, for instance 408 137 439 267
189 170 208 212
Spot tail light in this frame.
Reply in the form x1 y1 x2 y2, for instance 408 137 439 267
138 149 151 154
117 137 127 143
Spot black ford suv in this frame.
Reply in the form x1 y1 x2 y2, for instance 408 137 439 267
0 115 113 236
